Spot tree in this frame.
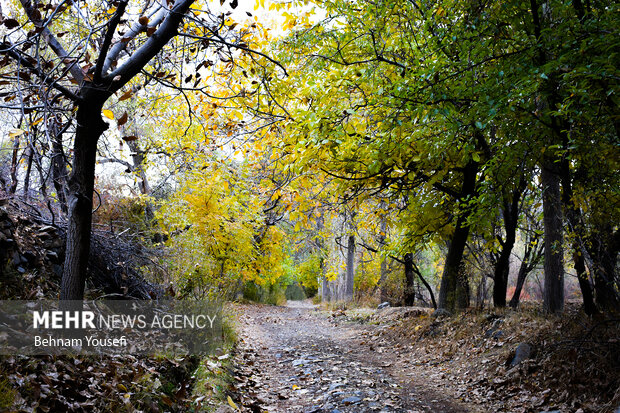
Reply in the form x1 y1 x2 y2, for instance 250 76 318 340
227 0 618 313
0 0 268 299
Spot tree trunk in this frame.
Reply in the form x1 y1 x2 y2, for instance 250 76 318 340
377 216 389 302
22 144 33 198
127 139 155 222
344 234 355 301
558 130 597 314
437 214 471 312
573 248 597 315
509 258 529 308
9 127 21 195
403 253 416 306
415 264 437 309
378 258 389 303
493 200 519 307
541 158 564 313
590 225 620 311
60 94 108 300
437 160 477 312
51 120 69 214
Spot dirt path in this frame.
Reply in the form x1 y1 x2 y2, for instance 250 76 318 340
228 301 478 413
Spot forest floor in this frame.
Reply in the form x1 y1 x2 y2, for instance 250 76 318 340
224 301 477 413
221 300 619 413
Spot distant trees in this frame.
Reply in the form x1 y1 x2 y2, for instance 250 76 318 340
232 0 619 313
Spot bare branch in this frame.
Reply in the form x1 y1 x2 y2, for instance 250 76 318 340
19 0 85 84
106 0 195 94
94 0 129 83
0 42 80 101
101 3 169 75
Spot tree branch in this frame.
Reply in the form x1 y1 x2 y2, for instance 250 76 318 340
94 0 129 83
106 0 195 94
0 42 80 101
19 0 85 84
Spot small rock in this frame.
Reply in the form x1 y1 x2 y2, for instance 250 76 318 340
342 396 361 405
510 343 533 367
432 308 453 318
328 383 344 392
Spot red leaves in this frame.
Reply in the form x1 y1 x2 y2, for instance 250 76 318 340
3 18 20 29
117 112 128 126
118 90 133 101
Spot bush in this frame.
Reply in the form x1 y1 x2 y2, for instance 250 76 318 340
242 281 287 305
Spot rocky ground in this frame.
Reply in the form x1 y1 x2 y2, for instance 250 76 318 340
225 301 476 413
222 301 619 413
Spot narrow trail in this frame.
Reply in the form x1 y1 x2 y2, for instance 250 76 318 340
229 301 477 413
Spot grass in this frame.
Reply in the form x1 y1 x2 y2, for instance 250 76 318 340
0 373 17 410
190 312 238 412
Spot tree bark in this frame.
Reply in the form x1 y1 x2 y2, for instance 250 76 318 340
437 214 471 312
414 262 437 309
437 160 478 312
492 202 518 307
50 120 69 214
344 234 355 301
60 91 108 300
377 216 389 302
9 128 21 195
541 159 564 314
509 258 530 308
403 253 416 306
23 144 33 198
590 225 620 311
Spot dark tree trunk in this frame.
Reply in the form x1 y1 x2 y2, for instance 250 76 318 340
60 93 108 300
558 125 597 315
403 253 416 306
9 130 20 195
573 248 597 315
493 172 526 308
51 120 69 214
437 161 477 312
541 158 564 314
437 214 471 312
508 235 543 308
509 259 529 308
412 260 437 309
590 225 619 311
493 203 518 307
344 234 355 301
23 144 33 198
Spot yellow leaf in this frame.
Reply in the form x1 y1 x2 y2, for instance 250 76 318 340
292 384 300 390
227 395 239 410
103 109 114 119
8 129 26 138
